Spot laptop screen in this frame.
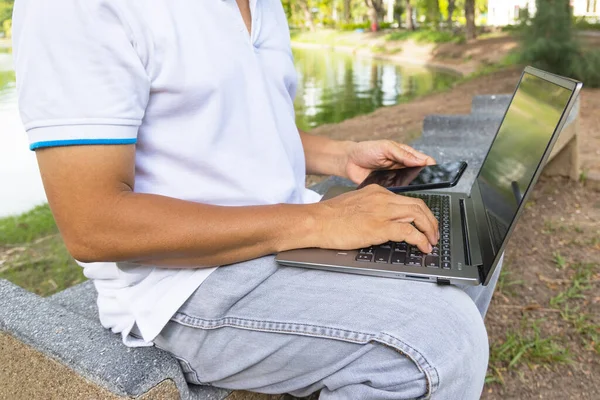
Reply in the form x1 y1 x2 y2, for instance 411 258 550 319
476 72 574 255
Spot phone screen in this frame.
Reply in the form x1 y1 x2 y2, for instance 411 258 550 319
357 162 467 191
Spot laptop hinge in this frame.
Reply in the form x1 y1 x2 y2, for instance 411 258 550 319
477 264 486 284
459 198 472 265
460 197 486 284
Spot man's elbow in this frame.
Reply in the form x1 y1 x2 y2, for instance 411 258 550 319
62 226 121 264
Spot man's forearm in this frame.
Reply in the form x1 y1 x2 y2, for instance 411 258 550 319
299 130 355 177
61 191 321 268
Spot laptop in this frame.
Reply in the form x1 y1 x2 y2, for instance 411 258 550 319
276 66 582 286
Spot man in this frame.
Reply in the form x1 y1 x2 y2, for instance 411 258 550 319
12 0 498 398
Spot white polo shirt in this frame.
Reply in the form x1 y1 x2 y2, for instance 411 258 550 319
13 0 321 346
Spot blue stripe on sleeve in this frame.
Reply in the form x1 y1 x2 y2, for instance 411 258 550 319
30 138 137 151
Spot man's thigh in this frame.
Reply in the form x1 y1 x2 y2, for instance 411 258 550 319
154 256 491 399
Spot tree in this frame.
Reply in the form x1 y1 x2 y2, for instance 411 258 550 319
405 0 415 31
465 0 476 40
447 0 456 28
343 0 352 23
428 0 441 30
521 0 578 76
364 0 385 31
0 0 14 32
297 0 316 31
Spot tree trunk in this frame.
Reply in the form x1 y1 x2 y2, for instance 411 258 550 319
343 0 352 23
405 0 415 31
299 1 315 31
365 0 384 31
447 0 455 28
465 0 476 40
430 0 441 30
368 7 379 31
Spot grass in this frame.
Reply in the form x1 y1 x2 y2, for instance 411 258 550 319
290 28 466 52
455 50 523 84
385 29 466 44
549 262 599 353
496 265 524 297
0 204 84 297
549 263 596 307
487 319 572 384
560 305 600 354
552 251 567 269
0 204 58 245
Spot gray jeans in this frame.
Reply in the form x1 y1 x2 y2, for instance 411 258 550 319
154 255 502 400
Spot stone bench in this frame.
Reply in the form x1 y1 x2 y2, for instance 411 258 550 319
0 94 581 399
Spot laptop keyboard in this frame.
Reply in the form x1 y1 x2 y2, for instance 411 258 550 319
355 193 452 269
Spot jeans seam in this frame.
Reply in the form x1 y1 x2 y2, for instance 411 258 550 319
154 339 206 386
171 312 439 398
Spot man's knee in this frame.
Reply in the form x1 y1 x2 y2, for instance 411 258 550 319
434 296 489 399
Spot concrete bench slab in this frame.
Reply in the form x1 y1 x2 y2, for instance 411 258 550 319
0 279 231 400
470 94 512 115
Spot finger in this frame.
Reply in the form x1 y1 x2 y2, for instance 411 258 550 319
390 202 438 245
384 142 427 167
396 197 439 243
389 223 433 253
397 143 436 166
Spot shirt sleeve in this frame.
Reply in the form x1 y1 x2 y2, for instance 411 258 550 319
12 0 150 150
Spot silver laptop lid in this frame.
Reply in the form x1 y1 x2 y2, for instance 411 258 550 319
472 66 582 285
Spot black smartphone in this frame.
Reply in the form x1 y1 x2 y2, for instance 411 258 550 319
357 161 468 193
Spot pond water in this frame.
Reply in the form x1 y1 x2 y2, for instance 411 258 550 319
0 47 459 217
292 47 460 131
0 51 48 218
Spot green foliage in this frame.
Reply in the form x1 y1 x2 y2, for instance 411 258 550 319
386 29 465 43
0 0 13 34
0 69 14 90
338 21 369 31
1 18 10 37
569 50 600 88
519 0 600 88
573 16 600 31
282 0 485 32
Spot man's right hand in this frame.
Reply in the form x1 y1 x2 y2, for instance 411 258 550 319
313 185 439 253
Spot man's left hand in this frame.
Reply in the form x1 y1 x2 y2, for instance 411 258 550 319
343 140 436 184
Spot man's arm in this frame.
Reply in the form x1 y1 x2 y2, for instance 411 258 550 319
36 145 438 268
299 130 354 178
37 145 320 267
299 131 436 183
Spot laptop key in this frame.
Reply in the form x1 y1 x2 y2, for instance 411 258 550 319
374 248 391 263
394 242 408 252
359 247 374 254
356 253 373 262
391 251 407 264
405 257 422 266
442 262 451 269
424 255 439 268
442 255 451 263
409 248 424 258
